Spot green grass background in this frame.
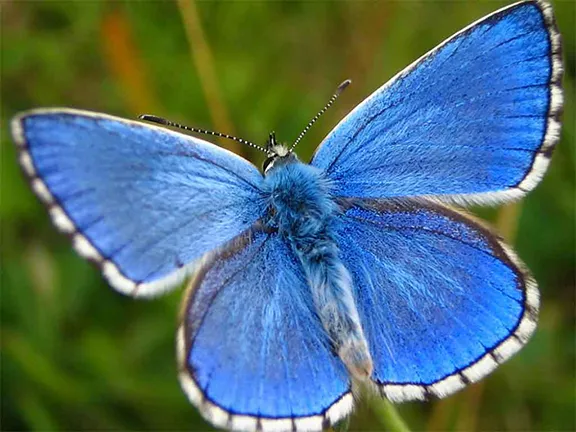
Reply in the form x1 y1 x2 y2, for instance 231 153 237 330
1 1 574 431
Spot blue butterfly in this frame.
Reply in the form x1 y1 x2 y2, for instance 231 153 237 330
11 1 563 431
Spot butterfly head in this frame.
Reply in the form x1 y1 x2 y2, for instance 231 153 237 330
263 80 352 174
263 131 294 174
140 80 352 176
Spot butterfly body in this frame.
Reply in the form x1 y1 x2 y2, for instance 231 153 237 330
263 152 373 379
11 1 563 431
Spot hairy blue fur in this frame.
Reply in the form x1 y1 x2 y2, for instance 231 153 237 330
262 152 372 379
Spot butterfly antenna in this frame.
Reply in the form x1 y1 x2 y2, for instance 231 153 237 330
138 115 268 153
290 79 351 152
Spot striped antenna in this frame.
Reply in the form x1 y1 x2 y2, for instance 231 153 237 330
139 115 268 153
290 79 351 152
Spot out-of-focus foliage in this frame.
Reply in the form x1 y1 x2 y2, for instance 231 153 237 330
1 1 574 431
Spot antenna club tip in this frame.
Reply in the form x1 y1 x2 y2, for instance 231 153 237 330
139 114 169 125
138 114 169 125
337 79 352 94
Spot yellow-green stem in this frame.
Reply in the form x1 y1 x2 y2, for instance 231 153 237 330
176 0 239 153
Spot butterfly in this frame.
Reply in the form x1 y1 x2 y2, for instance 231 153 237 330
11 1 563 431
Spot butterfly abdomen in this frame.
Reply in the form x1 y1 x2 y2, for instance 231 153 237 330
264 158 373 380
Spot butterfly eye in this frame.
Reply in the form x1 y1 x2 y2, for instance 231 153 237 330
263 156 276 173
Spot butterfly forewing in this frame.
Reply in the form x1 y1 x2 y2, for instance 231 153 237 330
312 1 562 206
12 109 267 297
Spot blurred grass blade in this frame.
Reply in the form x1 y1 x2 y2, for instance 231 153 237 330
176 0 239 152
496 203 522 243
3 330 90 403
370 397 410 432
373 399 411 432
101 6 160 114
426 395 457 432
16 390 61 431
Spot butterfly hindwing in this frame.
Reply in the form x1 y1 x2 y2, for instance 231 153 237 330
334 199 538 401
178 229 353 432
312 0 562 205
12 109 267 297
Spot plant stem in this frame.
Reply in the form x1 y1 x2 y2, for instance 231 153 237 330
176 0 239 152
373 399 411 432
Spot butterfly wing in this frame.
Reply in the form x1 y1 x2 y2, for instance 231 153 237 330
334 199 538 401
178 229 352 432
12 109 267 297
312 1 562 205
